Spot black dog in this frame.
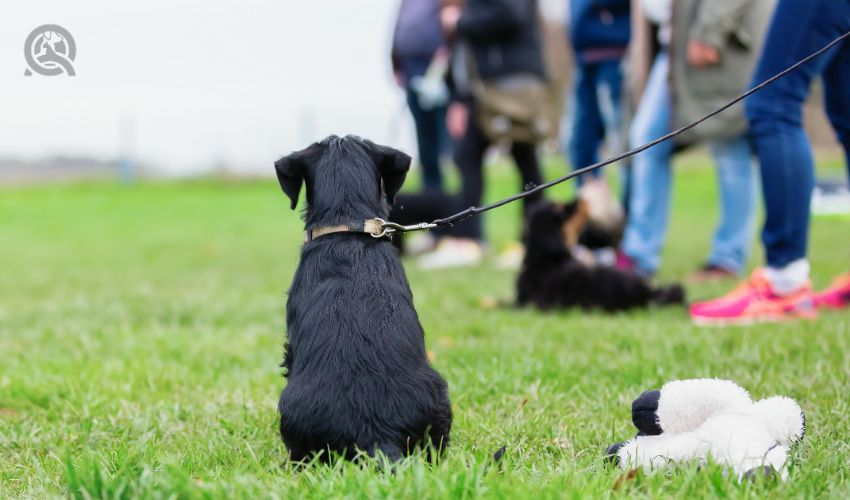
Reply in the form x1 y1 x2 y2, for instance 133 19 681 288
274 135 452 462
517 200 685 311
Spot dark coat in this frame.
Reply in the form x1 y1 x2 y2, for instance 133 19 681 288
456 0 545 81
392 0 444 79
670 0 775 143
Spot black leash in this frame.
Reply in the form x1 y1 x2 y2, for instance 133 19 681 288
377 29 850 237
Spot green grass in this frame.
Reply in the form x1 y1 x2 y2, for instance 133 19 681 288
2 155 850 498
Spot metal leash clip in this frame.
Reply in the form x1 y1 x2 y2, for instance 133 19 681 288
372 218 438 238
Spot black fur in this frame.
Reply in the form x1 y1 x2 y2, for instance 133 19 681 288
516 201 685 311
275 135 452 462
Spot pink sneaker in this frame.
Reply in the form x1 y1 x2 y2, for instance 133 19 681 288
813 272 850 310
689 268 769 316
690 268 817 326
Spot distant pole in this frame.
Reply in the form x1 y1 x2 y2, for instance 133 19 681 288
118 113 136 184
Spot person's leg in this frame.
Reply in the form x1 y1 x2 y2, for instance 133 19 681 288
406 87 444 190
417 107 487 269
597 59 625 155
705 135 757 275
436 102 453 171
596 59 630 209
568 62 605 184
690 0 850 323
424 106 448 190
822 37 850 179
621 53 674 276
510 141 544 214
450 111 489 241
812 29 850 308
746 0 850 275
493 140 543 268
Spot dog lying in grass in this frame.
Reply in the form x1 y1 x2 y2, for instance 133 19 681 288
517 200 685 311
273 135 452 463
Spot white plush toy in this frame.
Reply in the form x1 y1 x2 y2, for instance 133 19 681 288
606 379 805 480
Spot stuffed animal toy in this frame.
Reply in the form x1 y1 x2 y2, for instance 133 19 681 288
606 379 805 480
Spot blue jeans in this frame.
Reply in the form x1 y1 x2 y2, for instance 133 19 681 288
406 86 449 190
745 0 850 268
568 59 625 188
623 53 757 275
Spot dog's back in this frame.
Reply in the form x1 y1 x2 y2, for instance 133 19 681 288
274 136 451 462
281 236 451 461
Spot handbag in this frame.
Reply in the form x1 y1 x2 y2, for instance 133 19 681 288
465 45 552 143
471 73 552 143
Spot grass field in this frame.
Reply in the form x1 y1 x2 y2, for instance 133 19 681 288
2 155 850 498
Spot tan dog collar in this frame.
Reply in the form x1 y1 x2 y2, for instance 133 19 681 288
305 219 386 242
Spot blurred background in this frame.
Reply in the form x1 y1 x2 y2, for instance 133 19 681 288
1 0 415 180
0 0 841 184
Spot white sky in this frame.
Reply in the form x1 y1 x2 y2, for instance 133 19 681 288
0 0 412 174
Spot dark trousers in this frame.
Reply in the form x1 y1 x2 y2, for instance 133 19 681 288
745 0 850 268
406 87 449 190
451 114 544 241
569 59 624 184
568 59 631 210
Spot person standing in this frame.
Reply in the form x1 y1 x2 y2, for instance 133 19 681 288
690 0 850 324
567 0 630 186
417 0 547 268
620 0 771 279
392 0 451 190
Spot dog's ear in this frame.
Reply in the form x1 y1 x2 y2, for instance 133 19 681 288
274 145 316 209
368 142 411 204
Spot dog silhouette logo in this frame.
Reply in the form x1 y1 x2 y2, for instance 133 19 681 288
24 24 76 76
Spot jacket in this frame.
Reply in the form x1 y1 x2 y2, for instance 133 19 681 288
456 0 545 81
670 0 776 144
569 0 631 63
392 0 445 80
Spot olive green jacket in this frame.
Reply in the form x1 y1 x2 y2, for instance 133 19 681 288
671 0 775 144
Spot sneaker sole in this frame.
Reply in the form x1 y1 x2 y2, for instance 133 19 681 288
815 301 850 311
691 310 817 327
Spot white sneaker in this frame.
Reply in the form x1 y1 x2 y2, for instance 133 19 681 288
496 242 524 270
418 238 484 269
404 232 437 256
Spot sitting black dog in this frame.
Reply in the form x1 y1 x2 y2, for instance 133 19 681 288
517 200 685 311
274 135 452 462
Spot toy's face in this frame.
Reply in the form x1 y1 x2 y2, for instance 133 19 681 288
751 396 806 445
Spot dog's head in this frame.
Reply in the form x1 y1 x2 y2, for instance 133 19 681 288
523 200 589 261
274 135 411 226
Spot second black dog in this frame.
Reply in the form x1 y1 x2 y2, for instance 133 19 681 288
274 135 452 462
517 200 685 311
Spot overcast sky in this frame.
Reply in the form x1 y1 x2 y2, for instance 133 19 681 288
0 0 412 174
